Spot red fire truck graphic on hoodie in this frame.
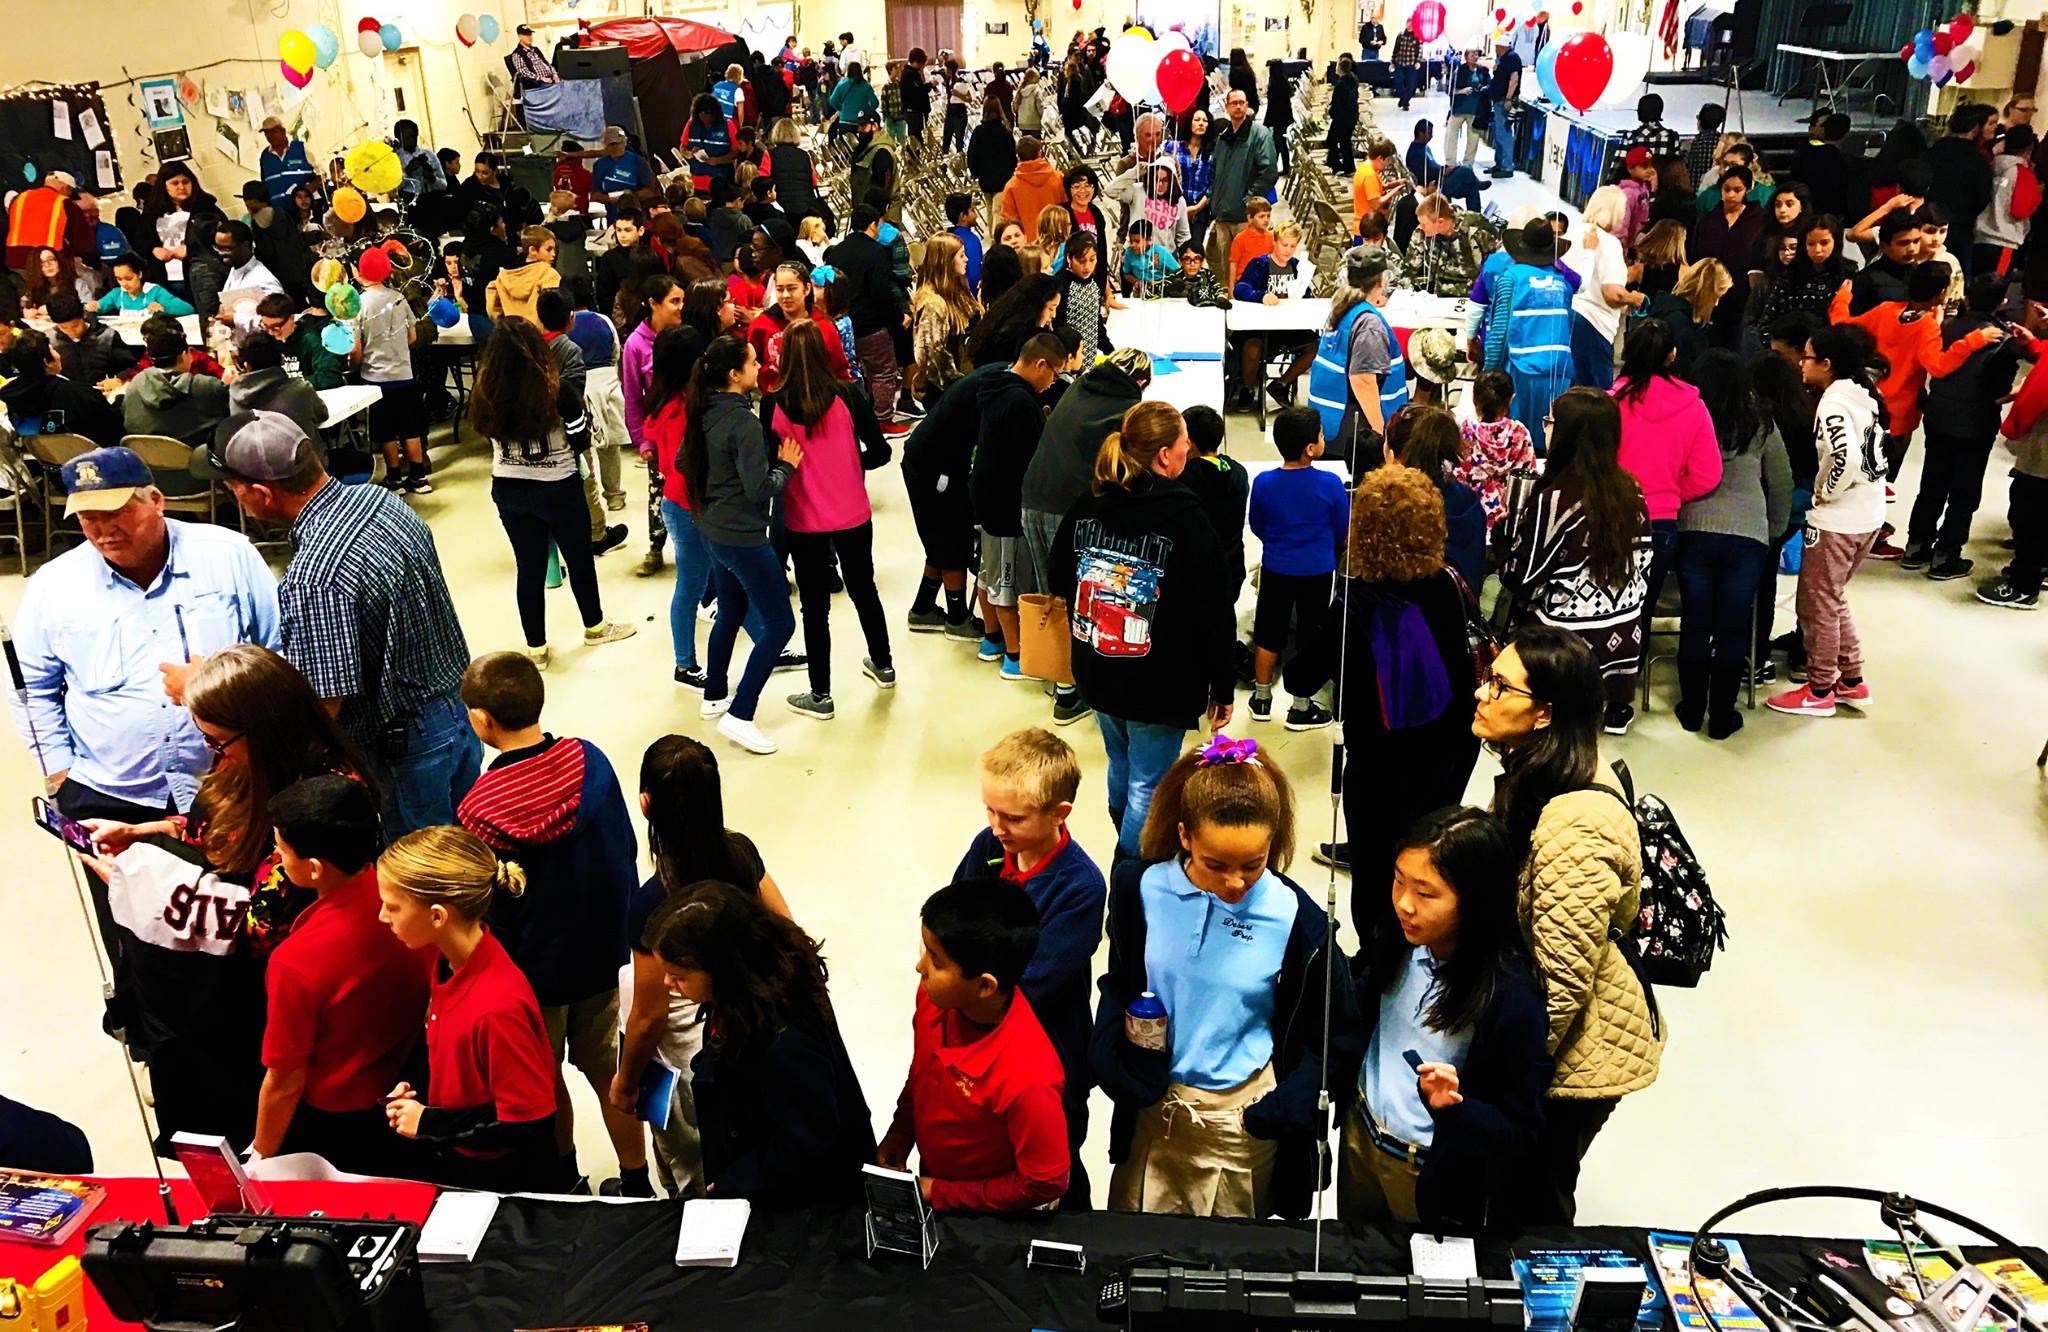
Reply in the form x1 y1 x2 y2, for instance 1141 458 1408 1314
1070 522 1170 659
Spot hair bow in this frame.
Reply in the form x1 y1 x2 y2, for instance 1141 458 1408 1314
1196 735 1261 767
809 264 837 286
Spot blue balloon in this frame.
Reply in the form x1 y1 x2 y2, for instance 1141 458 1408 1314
22 162 36 184
428 297 461 328
478 14 501 43
379 22 402 51
1914 29 1936 60
320 321 357 355
309 24 340 68
1535 45 1564 105
1907 53 1930 79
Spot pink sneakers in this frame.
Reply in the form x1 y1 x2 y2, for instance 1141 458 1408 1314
1766 684 1838 717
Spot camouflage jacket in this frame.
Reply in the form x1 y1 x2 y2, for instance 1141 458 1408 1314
1401 211 1499 298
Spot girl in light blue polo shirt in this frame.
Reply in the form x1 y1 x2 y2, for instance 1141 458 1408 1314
1092 738 1364 1220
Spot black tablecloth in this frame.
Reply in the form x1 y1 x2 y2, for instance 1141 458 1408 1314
416 1199 2047 1331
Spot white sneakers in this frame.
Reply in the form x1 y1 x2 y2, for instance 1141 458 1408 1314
716 713 777 754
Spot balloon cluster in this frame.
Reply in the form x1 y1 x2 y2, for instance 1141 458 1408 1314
357 17 403 57
1103 27 1205 114
456 14 504 46
1902 13 1984 86
279 26 340 87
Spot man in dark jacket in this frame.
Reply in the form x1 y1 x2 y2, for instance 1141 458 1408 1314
825 202 908 428
0 328 124 444
1923 102 1997 280
456 651 654 1196
1911 275 2027 577
1205 89 1280 277
46 292 138 386
970 334 1066 679
1486 38 1524 178
1792 112 1854 223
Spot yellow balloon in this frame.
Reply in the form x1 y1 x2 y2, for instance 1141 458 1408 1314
332 185 367 225
279 29 316 75
344 141 403 196
310 258 345 292
1123 25 1153 40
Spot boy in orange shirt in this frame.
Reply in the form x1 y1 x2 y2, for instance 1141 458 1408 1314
1352 139 1409 239
1228 196 1275 284
1829 262 2002 557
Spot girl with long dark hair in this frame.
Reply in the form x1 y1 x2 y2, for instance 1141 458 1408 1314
1675 350 1792 736
470 319 635 662
682 335 801 754
1756 214 1850 327
1341 807 1548 1228
646 881 872 1204
1471 625 1658 1223
142 162 227 314
1263 59 1297 173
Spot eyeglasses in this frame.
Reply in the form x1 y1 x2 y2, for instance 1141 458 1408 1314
202 729 244 756
1797 353 1819 364
1481 670 1539 702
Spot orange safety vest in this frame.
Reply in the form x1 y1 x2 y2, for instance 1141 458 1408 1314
6 186 67 254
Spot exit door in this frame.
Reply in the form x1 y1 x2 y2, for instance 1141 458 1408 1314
383 49 435 145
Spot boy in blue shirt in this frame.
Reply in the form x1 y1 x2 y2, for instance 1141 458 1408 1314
1119 219 1180 294
952 726 1105 1207
1248 406 1348 729
945 192 985 295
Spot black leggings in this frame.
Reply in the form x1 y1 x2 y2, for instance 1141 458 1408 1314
492 476 603 647
789 521 892 696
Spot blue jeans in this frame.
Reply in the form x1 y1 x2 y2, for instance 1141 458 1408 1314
381 695 484 836
1570 312 1615 390
704 538 796 721
1095 713 1188 857
1491 101 1515 171
1676 531 1764 669
661 501 767 669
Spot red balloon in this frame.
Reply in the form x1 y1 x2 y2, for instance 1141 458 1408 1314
1551 30 1614 112
1411 1 1446 43
358 16 380 32
1495 8 1507 19
1571 1 1583 11
1949 13 1974 41
1934 32 1953 54
1155 47 1205 115
1900 42 1915 60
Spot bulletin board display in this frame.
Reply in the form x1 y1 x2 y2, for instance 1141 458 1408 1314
0 82 122 198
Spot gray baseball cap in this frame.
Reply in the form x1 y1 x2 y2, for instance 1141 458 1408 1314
194 410 319 483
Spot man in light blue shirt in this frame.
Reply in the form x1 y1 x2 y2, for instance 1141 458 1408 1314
588 126 653 219
10 447 279 823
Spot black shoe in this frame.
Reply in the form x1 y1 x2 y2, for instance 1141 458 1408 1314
1285 699 1334 731
894 395 927 420
1976 576 2039 608
1248 691 1274 723
1927 555 1974 581
1675 662 1707 732
1899 542 1933 571
1603 701 1635 736
674 665 708 691
1052 691 1093 726
592 523 629 556
1311 841 1351 872
773 650 808 674
1487 166 1514 178
1477 177 1494 190
1749 660 1778 686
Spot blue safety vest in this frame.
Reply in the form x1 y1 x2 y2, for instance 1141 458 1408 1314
1308 298 1407 441
1501 263 1575 378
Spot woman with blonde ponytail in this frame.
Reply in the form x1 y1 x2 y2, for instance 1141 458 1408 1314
376 826 567 1193
1049 400 1238 858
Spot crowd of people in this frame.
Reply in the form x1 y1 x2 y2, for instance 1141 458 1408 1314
0 21 2034 1235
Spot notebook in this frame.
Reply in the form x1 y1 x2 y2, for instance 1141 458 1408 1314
674 1197 750 1268
418 1190 502 1263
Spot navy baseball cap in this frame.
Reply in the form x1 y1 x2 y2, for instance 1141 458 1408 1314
62 447 154 517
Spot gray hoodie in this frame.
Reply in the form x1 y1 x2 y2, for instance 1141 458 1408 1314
122 368 230 444
695 391 793 547
227 366 326 439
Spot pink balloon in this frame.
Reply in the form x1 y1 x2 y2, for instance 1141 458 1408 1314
1551 30 1614 112
280 60 313 89
1411 1 1446 43
1156 47 1204 115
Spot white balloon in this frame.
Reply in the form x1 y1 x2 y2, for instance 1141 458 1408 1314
1444 2 1490 50
1590 31 1654 109
1155 30 1192 58
1106 33 1161 107
358 29 383 58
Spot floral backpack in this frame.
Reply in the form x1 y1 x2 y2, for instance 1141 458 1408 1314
1606 760 1727 990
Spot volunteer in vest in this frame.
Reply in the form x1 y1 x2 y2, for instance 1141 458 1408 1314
847 111 899 225
257 117 317 206
1481 218 1577 454
1308 247 1408 473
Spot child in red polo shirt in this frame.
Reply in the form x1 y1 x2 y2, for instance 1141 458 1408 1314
876 879 1070 1212
377 826 565 1194
251 775 429 1175
953 727 1105 1205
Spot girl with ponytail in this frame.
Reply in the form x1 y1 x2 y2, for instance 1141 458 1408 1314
377 826 565 1193
1049 400 1236 859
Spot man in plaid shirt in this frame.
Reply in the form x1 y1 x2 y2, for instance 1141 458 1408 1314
1686 102 1726 187
1621 93 1684 160
197 410 478 835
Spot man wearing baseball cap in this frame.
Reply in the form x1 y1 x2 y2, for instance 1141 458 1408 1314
586 126 652 219
257 115 316 206
9 446 277 828
197 412 477 834
507 23 561 93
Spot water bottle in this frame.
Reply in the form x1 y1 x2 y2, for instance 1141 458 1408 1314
1124 990 1167 1051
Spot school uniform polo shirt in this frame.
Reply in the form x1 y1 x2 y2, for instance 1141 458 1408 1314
899 988 1069 1212
426 929 556 1150
261 873 431 1112
1140 860 1297 1091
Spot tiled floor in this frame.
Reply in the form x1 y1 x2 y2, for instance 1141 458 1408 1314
4 87 2046 1243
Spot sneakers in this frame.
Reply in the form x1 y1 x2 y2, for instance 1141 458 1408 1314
717 713 778 754
1885 483 1896 503
1898 542 1932 571
1051 691 1093 726
1603 701 1635 736
1311 842 1351 872
698 601 718 623
786 690 836 720
1285 700 1334 731
1976 576 2039 609
999 655 1036 682
862 657 896 688
772 650 808 674
976 635 1006 662
583 619 638 645
674 665 708 691
1766 683 1837 717
524 644 551 670
1927 555 1973 581
403 473 434 494
1868 539 1907 561
1835 679 1873 708
1749 660 1778 685
906 606 948 633
894 395 927 420
699 694 731 718
636 550 666 577
592 524 629 556
1248 691 1274 723
879 420 913 437
943 615 982 642
605 493 628 512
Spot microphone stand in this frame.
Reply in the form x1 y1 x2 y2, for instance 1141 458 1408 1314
2 614 179 1226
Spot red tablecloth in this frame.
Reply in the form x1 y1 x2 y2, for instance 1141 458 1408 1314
0 1176 438 1329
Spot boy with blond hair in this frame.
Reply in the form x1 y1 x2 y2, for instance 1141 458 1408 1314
952 727 1105 1205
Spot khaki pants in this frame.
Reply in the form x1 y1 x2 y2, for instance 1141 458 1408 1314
1206 218 1247 285
541 990 621 1087
1338 1104 1423 1223
1108 1063 1277 1218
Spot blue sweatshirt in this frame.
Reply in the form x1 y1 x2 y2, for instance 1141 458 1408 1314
949 224 985 293
1250 465 1349 576
1234 252 1301 303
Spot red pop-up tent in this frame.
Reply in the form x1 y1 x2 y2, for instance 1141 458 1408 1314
589 17 751 164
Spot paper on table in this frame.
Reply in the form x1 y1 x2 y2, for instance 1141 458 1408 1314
1411 1233 1479 1280
78 108 105 149
52 102 71 141
675 1197 750 1268
419 1190 501 1263
244 1152 393 1183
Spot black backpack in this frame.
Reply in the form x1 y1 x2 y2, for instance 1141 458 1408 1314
1608 760 1727 989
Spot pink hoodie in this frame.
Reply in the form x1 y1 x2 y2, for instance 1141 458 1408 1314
1611 374 1723 521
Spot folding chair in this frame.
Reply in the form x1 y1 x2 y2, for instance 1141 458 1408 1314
121 435 219 527
0 426 45 574
22 433 96 556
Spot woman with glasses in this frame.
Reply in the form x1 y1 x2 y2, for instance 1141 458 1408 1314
1314 466 1481 939
1471 624 1659 1224
1496 387 1651 735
